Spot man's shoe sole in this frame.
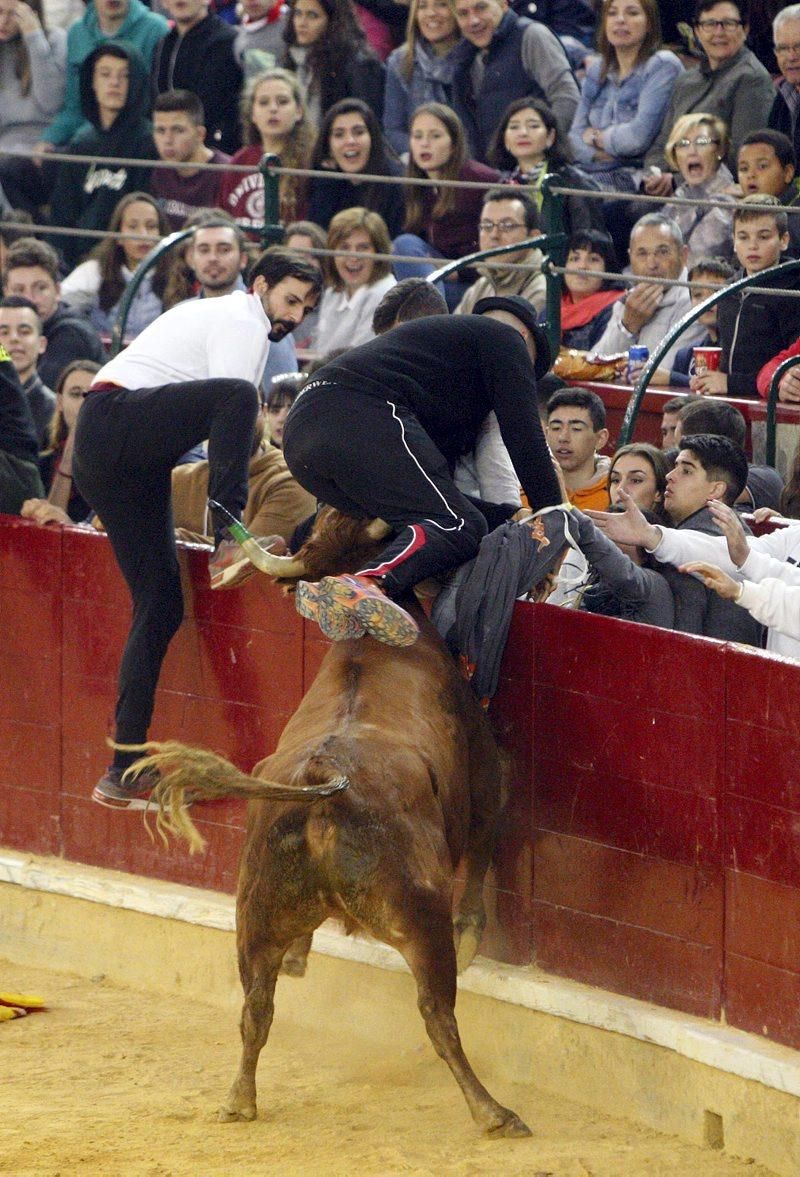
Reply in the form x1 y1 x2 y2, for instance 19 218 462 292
297 576 418 647
91 786 154 811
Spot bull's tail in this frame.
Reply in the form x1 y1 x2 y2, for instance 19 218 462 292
116 741 348 855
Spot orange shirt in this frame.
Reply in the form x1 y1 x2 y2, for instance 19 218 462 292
568 469 610 512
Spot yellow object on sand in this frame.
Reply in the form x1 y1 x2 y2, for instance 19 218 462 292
0 1005 24 1021
0 991 46 1011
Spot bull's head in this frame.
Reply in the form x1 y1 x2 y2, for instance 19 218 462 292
254 508 392 584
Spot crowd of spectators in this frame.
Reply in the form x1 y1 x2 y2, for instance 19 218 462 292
8 0 800 659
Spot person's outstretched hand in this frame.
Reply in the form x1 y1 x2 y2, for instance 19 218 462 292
680 561 741 600
585 487 662 549
707 498 750 567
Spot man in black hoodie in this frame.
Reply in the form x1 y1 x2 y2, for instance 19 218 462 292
152 0 243 155
48 41 157 270
0 343 44 514
3 238 106 387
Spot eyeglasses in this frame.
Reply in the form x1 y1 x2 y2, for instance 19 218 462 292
775 42 800 55
478 219 527 234
674 136 720 149
695 17 742 30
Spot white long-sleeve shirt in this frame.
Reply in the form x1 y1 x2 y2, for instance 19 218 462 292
652 520 800 659
96 290 272 389
738 577 800 643
313 274 396 355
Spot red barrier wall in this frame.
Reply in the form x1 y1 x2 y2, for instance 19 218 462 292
2 516 798 1051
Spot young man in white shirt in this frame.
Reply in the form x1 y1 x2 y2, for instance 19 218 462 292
72 247 321 810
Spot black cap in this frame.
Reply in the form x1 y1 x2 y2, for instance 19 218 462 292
473 295 552 382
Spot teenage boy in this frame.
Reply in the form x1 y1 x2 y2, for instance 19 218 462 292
150 90 231 231
545 388 610 510
691 196 800 398
737 129 800 254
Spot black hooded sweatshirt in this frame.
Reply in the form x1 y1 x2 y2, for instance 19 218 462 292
48 41 157 269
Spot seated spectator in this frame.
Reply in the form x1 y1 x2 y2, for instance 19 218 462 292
0 295 54 446
0 0 66 158
0 208 33 271
151 0 243 155
588 433 763 644
0 339 44 512
171 389 315 543
265 371 305 448
569 0 682 193
546 387 611 509
47 41 157 270
641 256 733 387
454 188 545 315
450 0 579 162
307 98 405 236
383 0 467 158
218 67 315 232
768 5 800 172
692 196 800 399
280 0 385 127
553 227 624 350
351 0 408 62
0 0 167 218
2 237 106 386
662 114 735 264
161 208 244 309
737 129 800 256
235 0 289 79
392 102 498 299
283 218 326 348
608 441 668 518
643 0 774 197
674 395 784 511
660 394 688 448
593 213 706 368
150 90 231 232
60 191 170 342
487 97 606 234
315 206 396 351
38 357 101 521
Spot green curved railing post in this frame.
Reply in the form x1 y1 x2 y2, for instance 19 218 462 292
259 153 283 249
541 172 568 359
618 256 800 456
110 228 193 356
766 354 800 468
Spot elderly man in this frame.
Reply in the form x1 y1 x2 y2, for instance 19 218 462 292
593 213 705 369
455 188 545 315
768 5 800 167
451 0 579 162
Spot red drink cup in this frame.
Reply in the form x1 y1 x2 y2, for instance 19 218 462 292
693 346 722 374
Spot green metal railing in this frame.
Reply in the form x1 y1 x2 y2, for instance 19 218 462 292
618 257 800 450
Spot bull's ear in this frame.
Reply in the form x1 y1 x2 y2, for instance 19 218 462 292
366 518 392 541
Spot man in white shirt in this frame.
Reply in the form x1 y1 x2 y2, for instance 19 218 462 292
72 247 321 810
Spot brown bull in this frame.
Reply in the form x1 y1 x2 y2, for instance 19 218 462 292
135 511 530 1138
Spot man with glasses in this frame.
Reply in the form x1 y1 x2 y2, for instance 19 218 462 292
593 213 705 367
454 189 545 315
769 5 800 166
644 0 773 194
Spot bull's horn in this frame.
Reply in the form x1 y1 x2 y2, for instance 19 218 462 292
366 518 392 540
247 543 307 579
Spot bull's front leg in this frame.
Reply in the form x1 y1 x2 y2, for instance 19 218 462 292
219 944 284 1123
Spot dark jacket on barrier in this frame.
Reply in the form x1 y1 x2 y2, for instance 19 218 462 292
152 14 244 155
451 10 578 162
717 265 800 399
48 42 156 270
0 347 44 513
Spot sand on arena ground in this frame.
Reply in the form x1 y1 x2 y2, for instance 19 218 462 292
0 960 774 1177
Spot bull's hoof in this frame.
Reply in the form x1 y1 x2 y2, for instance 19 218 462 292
280 955 307 978
485 1110 532 1139
454 924 482 974
218 1103 257 1122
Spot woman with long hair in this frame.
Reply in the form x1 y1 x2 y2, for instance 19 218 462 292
60 191 170 342
383 0 466 158
217 67 316 232
0 0 66 154
487 97 606 234
569 0 682 192
281 0 385 128
393 102 498 296
307 97 404 235
39 358 102 521
315 206 396 352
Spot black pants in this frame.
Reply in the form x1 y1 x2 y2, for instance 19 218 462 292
73 378 259 769
283 381 488 598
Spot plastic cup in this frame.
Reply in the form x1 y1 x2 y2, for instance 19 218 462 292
693 346 722 374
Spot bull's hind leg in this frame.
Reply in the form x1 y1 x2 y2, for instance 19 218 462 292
280 932 313 977
399 898 530 1138
219 943 284 1123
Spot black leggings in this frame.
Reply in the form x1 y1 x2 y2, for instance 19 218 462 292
283 382 488 598
73 378 259 769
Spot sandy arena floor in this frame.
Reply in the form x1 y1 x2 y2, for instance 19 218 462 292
0 960 774 1177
